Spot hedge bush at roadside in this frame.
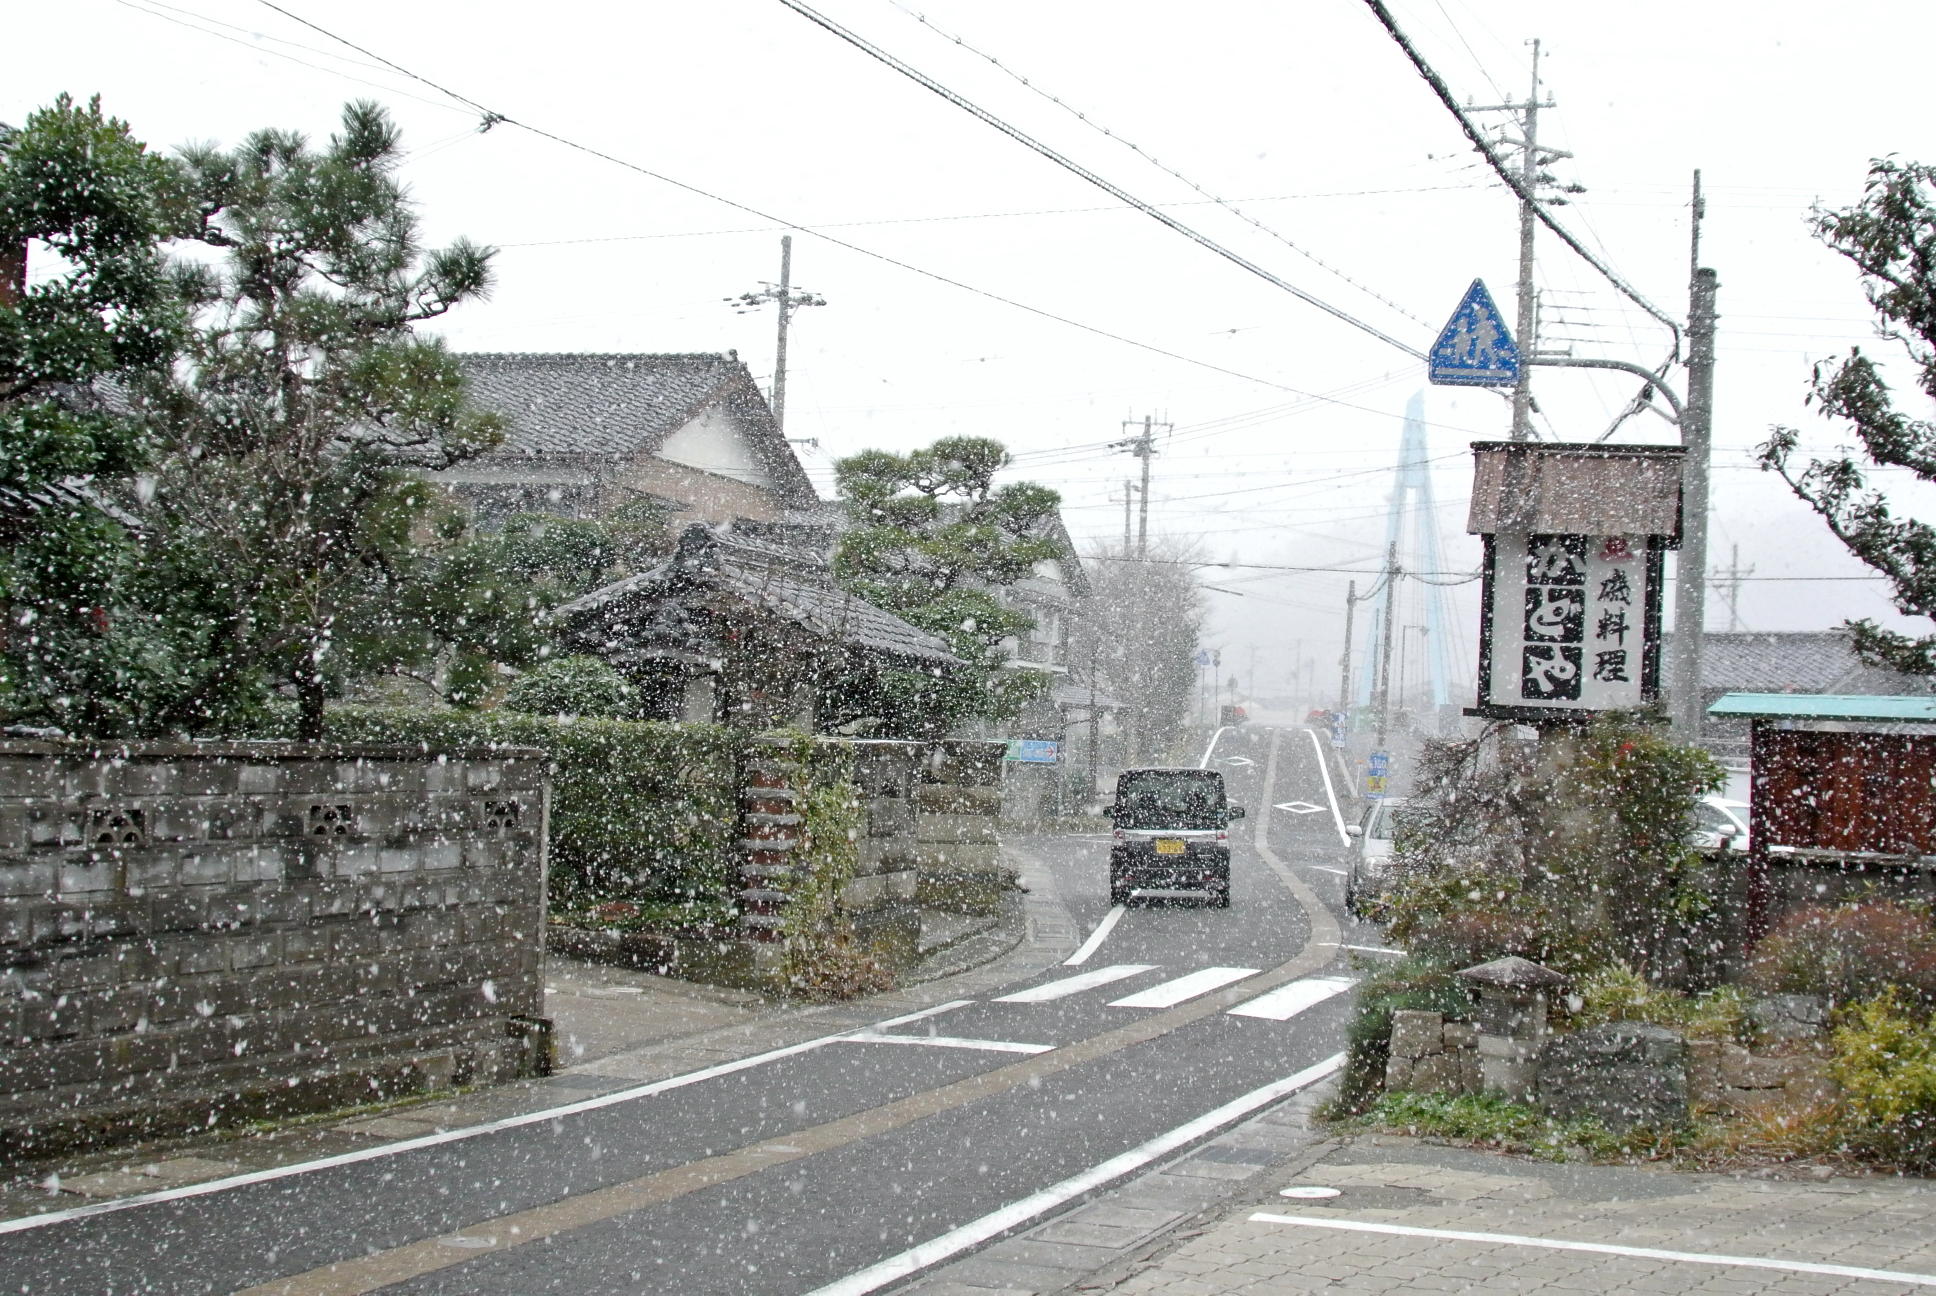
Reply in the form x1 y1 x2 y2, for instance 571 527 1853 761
323 705 739 921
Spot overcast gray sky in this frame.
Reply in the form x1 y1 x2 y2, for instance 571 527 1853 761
16 0 1936 708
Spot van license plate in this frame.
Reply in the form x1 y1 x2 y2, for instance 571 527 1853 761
1154 839 1186 855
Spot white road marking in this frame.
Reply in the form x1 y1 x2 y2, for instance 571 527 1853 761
1340 943 1402 955
1197 725 1230 769
1227 975 1355 1021
840 1034 1054 1055
1247 1214 1936 1288
1218 754 1256 767
1302 726 1350 846
807 1055 1344 1296
1273 800 1322 814
996 964 1156 1003
1305 865 1348 876
0 999 976 1236
1108 966 1259 1009
1063 904 1126 966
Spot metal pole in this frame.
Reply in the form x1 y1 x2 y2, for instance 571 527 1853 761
1087 628 1100 800
1338 580 1357 714
1375 544 1400 747
1137 415 1152 558
772 235 793 435
1123 478 1133 550
1510 40 1542 442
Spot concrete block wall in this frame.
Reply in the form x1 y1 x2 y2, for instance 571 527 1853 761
915 740 1010 915
0 741 549 1159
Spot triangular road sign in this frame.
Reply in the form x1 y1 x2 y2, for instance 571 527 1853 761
1429 279 1519 387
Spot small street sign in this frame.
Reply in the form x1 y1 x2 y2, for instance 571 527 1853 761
1003 739 1059 764
1366 749 1390 800
1429 279 1519 387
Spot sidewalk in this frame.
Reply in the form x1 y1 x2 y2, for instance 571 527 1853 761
903 1079 1936 1296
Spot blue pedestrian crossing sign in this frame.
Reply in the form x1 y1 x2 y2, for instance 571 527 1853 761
1429 279 1519 387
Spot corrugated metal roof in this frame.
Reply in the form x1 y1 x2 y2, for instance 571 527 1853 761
1467 441 1684 537
1707 692 1936 723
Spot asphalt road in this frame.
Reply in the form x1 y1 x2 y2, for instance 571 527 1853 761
1 725 1386 1296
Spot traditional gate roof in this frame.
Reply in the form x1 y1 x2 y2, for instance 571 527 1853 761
555 524 962 670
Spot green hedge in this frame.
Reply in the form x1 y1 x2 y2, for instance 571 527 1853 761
324 706 740 918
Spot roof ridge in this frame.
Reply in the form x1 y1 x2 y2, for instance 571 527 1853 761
455 352 734 363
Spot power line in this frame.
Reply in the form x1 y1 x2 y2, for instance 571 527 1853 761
884 0 1431 328
773 0 1429 361
246 2 1357 403
1357 0 1681 346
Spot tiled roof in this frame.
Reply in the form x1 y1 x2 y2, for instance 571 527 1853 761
1690 630 1936 696
557 524 962 669
457 353 738 457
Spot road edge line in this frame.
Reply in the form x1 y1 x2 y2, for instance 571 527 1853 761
807 1054 1345 1296
1302 725 1351 847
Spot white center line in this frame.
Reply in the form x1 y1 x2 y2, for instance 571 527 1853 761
839 1034 1054 1055
997 963 1156 1003
1247 1214 1936 1288
1227 975 1355 1021
808 1055 1344 1296
1108 966 1259 1009
1063 904 1126 966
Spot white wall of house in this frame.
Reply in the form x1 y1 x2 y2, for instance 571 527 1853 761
657 406 775 488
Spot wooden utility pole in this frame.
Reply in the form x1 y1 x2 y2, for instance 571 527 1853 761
726 236 825 435
1112 416 1169 557
1338 580 1357 714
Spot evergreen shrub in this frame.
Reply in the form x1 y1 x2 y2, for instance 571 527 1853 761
324 705 738 921
502 655 637 720
1831 991 1936 1171
1749 902 1936 1008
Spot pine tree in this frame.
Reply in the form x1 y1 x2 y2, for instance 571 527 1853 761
138 101 502 736
830 436 1061 737
0 95 190 734
1761 158 1936 674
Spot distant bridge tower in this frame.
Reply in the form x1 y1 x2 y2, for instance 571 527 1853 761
1357 392 1464 719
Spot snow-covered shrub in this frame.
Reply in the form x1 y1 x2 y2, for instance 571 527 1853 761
502 656 636 720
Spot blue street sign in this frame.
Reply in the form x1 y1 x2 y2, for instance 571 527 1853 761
1004 739 1060 764
1429 279 1519 387
1193 649 1212 668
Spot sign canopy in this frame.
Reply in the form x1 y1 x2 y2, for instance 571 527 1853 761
1429 279 1519 387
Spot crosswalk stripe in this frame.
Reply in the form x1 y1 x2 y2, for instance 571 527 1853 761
1226 975 1356 1021
1107 966 1259 1009
995 964 1157 1004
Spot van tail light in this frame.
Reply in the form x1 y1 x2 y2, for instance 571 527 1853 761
1216 830 1228 842
1112 829 1126 844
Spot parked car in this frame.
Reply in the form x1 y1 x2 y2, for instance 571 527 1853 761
1688 794 1750 854
1344 796 1407 917
1104 767 1244 907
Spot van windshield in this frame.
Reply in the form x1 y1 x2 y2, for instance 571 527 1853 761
1115 771 1226 831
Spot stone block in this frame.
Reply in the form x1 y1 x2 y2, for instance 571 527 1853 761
174 761 241 797
0 808 32 853
235 763 284 796
1747 994 1829 1044
840 873 890 911
57 853 124 897
913 809 998 848
914 784 1002 816
178 849 236 888
855 837 915 878
863 796 914 838
1443 1020 1479 1050
884 870 917 901
1389 1010 1443 1059
916 842 1003 873
1409 1051 1471 1095
1719 1043 1821 1090
0 857 56 899
1536 1022 1688 1132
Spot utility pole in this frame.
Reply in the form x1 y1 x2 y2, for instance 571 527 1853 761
1122 479 1134 550
1111 416 1168 558
1469 40 1581 442
725 235 825 435
1375 544 1400 747
1338 580 1358 715
1712 543 1754 632
1664 171 1718 737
